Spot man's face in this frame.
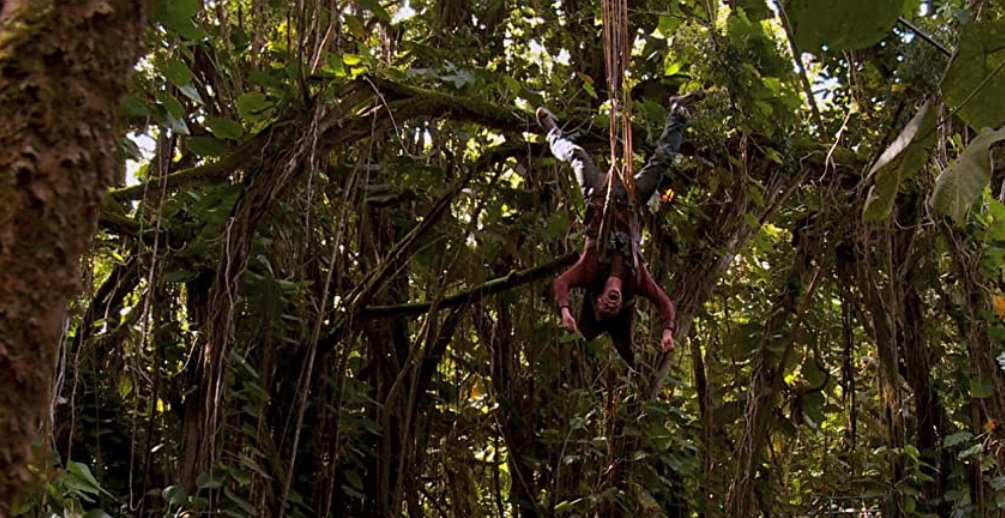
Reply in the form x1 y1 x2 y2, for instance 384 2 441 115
596 276 623 318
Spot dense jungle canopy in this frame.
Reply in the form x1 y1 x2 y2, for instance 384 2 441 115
4 0 1005 516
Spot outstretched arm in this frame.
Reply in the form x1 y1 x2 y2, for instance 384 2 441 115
553 251 595 332
636 262 677 352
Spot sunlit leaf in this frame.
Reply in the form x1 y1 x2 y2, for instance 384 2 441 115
959 443 984 459
554 500 574 513
862 101 936 221
664 59 682 77
178 84 203 103
932 127 1005 222
656 15 682 38
235 92 273 123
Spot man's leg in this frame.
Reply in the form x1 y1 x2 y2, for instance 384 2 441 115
634 112 686 202
537 108 600 195
634 92 704 202
608 311 636 368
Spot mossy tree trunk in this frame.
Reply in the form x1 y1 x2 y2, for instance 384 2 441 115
0 1 146 511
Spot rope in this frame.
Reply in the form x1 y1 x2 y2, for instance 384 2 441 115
599 0 640 268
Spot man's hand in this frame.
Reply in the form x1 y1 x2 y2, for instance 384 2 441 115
661 328 675 353
560 306 579 333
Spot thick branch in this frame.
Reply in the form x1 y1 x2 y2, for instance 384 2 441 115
108 138 262 201
108 78 529 203
361 252 578 318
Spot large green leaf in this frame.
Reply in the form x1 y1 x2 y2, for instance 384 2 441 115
862 101 936 221
155 0 204 39
737 0 772 21
187 136 228 157
656 15 682 38
944 431 973 448
224 486 259 516
206 117 245 140
971 374 994 399
164 59 194 87
67 461 113 497
162 485 189 505
931 127 1005 222
942 20 1005 130
156 0 200 28
785 0 903 52
155 91 190 135
235 92 273 123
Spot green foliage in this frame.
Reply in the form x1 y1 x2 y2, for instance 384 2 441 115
39 0 1005 516
932 127 1005 222
736 0 772 21
785 0 903 52
862 101 936 221
14 460 114 517
154 0 204 39
942 20 1005 129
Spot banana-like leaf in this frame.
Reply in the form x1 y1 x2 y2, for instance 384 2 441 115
862 101 936 221
932 127 1005 223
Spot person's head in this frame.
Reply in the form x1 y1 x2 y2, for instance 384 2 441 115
595 276 623 318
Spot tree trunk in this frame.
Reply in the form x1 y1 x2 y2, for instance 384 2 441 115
726 256 813 516
0 1 146 511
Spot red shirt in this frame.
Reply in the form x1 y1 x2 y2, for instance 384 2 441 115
553 236 676 329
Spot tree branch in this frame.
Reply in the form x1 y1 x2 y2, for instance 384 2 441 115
897 16 952 57
775 0 825 135
361 252 578 318
107 77 529 203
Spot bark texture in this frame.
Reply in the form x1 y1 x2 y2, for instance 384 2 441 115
0 1 146 511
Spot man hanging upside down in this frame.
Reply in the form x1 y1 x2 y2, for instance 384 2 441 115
537 93 701 367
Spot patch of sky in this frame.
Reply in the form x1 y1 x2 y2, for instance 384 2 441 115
125 132 157 187
392 1 416 24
